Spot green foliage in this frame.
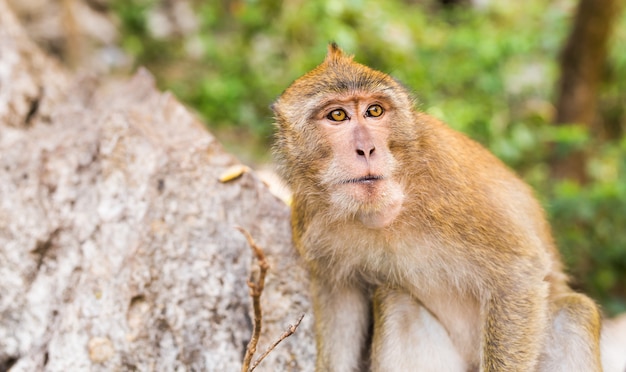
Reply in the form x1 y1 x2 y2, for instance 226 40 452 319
550 138 626 315
112 0 626 313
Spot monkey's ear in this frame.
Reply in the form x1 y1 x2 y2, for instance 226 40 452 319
325 42 352 62
327 42 343 56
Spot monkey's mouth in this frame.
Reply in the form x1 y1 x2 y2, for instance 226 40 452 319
342 175 383 184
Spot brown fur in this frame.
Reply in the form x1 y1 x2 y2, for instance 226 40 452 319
272 44 601 372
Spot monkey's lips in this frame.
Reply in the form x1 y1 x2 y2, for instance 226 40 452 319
341 175 384 184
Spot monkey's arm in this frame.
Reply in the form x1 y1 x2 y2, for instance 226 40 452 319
311 276 371 372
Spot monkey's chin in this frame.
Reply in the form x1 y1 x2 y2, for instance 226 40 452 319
332 179 405 229
357 196 403 229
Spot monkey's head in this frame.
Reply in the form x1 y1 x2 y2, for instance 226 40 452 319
273 44 417 228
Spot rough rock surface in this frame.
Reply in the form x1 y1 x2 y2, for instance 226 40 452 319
0 1 315 370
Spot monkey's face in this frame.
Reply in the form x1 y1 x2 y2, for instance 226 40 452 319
312 93 405 227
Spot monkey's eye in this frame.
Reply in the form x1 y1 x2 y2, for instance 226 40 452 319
366 104 384 118
327 109 348 122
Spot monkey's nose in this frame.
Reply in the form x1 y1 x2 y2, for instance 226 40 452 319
356 146 376 158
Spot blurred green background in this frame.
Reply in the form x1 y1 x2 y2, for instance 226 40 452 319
20 0 626 313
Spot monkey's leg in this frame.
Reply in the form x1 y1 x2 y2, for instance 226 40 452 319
538 292 602 372
479 283 552 371
311 277 371 372
371 288 466 372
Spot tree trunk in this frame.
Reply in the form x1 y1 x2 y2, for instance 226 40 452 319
0 1 315 370
551 0 622 182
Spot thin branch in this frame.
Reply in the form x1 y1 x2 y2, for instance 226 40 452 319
237 226 269 372
250 313 306 371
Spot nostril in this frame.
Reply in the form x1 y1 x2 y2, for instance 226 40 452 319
356 147 375 157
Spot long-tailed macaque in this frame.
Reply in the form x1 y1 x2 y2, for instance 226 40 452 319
272 43 602 372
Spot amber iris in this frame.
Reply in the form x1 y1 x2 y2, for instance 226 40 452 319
366 104 383 117
327 109 348 121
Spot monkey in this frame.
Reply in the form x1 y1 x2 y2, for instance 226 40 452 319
272 43 602 372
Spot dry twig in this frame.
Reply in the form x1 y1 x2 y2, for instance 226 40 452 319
250 313 305 371
237 226 269 372
237 227 305 372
